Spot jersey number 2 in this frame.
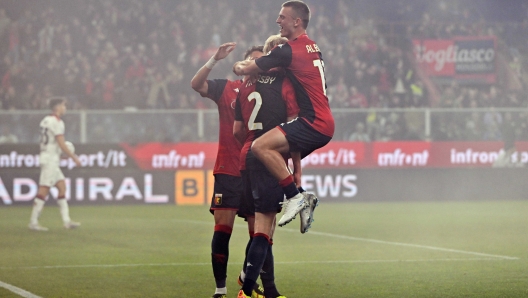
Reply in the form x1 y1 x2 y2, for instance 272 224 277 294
247 91 263 130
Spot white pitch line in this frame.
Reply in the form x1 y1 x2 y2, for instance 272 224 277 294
275 258 508 264
291 230 519 260
173 219 520 260
0 257 510 270
1 263 210 269
0 280 42 298
1 219 517 272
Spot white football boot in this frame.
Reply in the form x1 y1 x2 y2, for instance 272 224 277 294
28 223 49 231
299 192 319 233
278 192 309 227
64 221 81 229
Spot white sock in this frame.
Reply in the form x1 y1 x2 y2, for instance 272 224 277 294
215 287 227 295
239 270 246 282
57 199 71 223
30 198 45 225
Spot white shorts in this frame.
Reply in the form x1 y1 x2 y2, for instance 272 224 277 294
39 163 65 187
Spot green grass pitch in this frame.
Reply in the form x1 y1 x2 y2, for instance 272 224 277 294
1 200 528 297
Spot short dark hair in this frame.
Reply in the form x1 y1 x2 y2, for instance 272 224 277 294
282 1 310 29
48 97 66 110
243 45 264 60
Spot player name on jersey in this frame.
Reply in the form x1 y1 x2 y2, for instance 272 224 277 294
306 43 321 53
244 75 278 88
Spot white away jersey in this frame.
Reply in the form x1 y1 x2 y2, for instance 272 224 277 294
39 115 65 164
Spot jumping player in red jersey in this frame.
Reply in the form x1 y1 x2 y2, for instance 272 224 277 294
234 35 299 298
191 43 265 298
233 0 333 229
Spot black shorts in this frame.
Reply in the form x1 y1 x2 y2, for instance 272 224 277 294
247 168 284 214
278 117 332 158
209 174 243 215
240 170 256 218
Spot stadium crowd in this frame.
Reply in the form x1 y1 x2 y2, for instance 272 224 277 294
0 0 527 142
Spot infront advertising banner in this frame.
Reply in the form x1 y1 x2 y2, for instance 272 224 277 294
1 141 526 206
413 36 496 84
304 141 528 168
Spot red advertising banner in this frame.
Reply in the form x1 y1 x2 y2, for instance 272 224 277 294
120 142 217 170
413 36 496 84
2 141 527 170
120 141 528 169
2 142 527 206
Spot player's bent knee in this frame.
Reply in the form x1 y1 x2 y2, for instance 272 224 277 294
252 131 289 156
251 138 267 157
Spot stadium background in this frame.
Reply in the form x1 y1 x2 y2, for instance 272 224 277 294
1 0 528 205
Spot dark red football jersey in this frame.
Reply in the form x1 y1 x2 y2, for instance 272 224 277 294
205 79 243 176
235 70 298 170
255 34 334 138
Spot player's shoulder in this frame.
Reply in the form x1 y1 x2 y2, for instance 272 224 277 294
291 34 318 49
271 41 291 52
40 114 52 124
226 79 243 88
210 78 241 92
295 33 314 43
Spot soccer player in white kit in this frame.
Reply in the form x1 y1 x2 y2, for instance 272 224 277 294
28 97 82 231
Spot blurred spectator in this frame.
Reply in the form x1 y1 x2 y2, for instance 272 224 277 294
348 86 368 108
329 76 348 108
1 86 16 109
367 85 386 108
18 82 36 109
0 9 11 57
121 79 144 109
462 112 483 141
0 126 18 143
348 122 370 142
146 71 170 109
379 112 407 141
408 80 427 107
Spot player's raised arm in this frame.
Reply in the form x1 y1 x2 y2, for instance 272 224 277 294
190 42 237 96
232 59 263 76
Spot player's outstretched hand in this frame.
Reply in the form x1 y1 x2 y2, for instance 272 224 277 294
73 156 81 167
214 42 236 61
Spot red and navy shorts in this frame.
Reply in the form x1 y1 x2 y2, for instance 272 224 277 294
278 117 332 158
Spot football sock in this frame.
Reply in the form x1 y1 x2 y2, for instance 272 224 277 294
297 186 305 193
260 241 280 298
279 176 299 199
57 197 71 223
211 224 232 289
241 233 254 279
242 233 270 296
214 287 227 295
29 197 46 225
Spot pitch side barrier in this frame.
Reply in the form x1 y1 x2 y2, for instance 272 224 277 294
1 142 527 206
